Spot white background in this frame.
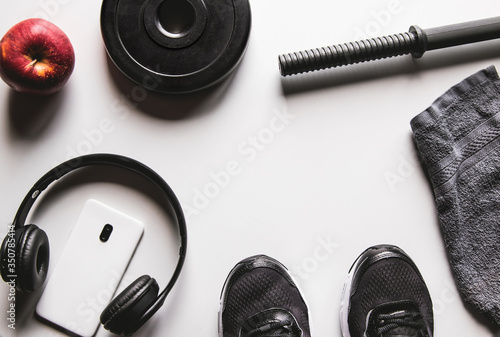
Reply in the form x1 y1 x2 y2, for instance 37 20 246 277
0 0 499 336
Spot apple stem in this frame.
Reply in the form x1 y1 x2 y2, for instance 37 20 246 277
28 59 38 67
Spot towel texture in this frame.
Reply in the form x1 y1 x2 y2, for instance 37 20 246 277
410 66 500 329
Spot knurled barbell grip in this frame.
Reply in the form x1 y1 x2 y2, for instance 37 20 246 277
278 16 500 76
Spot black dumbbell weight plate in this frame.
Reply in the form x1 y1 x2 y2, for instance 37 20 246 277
101 0 251 94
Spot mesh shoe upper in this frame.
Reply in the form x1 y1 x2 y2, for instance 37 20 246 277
344 245 434 337
219 255 311 337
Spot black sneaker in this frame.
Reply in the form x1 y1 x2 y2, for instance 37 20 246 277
219 255 311 337
340 245 434 337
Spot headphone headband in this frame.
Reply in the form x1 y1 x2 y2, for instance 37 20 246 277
12 153 187 303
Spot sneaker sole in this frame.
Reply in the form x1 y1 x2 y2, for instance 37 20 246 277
218 254 312 337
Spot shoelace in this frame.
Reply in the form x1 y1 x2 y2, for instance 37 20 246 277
372 309 427 337
244 319 295 337
240 308 303 337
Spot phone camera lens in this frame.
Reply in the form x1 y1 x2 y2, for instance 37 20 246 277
99 224 114 242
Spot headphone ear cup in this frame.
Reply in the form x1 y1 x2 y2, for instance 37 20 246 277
14 225 49 292
100 275 159 335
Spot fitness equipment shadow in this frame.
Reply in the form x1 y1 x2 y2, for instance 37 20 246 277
281 39 500 95
104 51 237 121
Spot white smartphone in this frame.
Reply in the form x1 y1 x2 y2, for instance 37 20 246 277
35 199 144 337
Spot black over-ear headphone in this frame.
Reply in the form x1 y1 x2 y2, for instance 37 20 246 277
0 153 187 336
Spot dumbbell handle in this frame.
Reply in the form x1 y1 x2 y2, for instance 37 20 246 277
278 16 500 76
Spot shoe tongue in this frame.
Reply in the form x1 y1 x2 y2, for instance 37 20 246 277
367 301 427 337
240 308 303 337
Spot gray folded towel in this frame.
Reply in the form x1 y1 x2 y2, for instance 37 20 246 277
410 65 500 329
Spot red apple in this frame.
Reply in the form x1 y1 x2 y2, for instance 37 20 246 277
0 18 75 95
